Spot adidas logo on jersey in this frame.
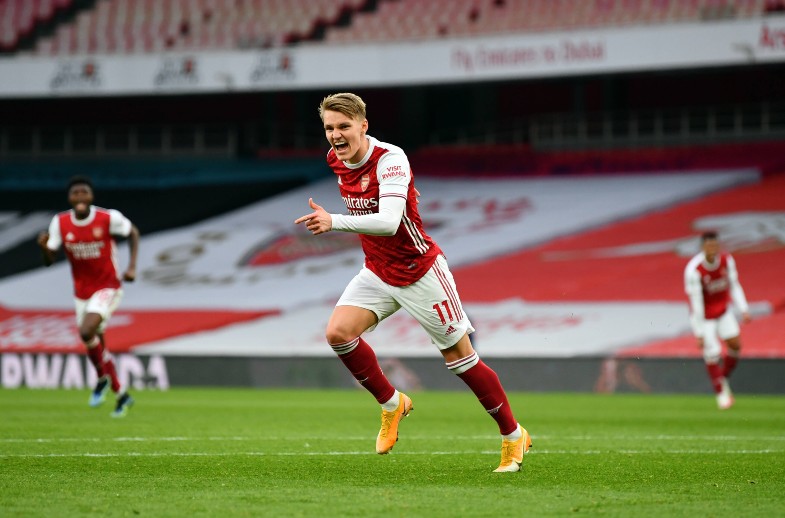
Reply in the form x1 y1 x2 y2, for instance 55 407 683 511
445 325 457 336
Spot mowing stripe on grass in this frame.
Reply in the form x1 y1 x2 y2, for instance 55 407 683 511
1 449 781 458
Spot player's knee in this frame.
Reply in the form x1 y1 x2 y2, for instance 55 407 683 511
79 329 97 345
325 326 354 346
703 351 720 364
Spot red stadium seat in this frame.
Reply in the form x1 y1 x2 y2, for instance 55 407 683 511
1 0 769 55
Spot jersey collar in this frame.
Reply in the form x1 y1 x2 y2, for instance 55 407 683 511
701 252 720 270
70 205 96 226
343 136 374 169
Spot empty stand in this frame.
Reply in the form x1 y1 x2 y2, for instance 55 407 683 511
0 0 72 52
324 0 767 45
3 0 772 55
30 0 367 55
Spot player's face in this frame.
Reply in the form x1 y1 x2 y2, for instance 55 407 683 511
323 109 369 164
702 238 719 261
68 183 93 218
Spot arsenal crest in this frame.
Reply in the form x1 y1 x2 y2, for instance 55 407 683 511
239 232 359 266
92 227 104 239
361 173 370 192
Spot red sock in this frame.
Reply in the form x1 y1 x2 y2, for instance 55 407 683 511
85 339 121 393
457 360 518 436
85 340 105 378
705 362 724 394
102 354 121 393
723 350 740 378
332 337 395 404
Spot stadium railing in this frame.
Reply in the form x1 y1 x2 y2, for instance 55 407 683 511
2 101 783 158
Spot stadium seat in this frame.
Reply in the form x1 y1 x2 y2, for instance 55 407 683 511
3 0 771 55
0 0 73 52
321 0 768 43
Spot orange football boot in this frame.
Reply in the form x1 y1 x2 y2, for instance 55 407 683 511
376 392 413 454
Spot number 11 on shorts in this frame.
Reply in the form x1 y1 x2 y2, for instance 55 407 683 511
433 300 454 324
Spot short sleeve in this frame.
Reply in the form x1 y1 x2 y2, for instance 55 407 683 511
109 209 132 237
726 255 739 282
46 215 62 251
684 267 701 296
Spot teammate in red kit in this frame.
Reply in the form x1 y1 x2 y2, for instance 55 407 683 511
295 93 531 472
37 175 140 417
684 231 750 410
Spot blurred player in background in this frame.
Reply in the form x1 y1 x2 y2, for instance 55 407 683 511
295 92 531 472
37 175 139 417
684 230 750 410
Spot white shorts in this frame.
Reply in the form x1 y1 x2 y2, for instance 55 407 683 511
337 255 475 350
701 309 740 362
74 288 123 334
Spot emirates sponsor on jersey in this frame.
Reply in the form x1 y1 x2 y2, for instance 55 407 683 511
64 241 104 259
341 192 379 215
704 276 729 294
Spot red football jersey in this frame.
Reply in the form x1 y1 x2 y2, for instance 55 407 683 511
327 139 441 287
692 253 732 319
47 207 131 299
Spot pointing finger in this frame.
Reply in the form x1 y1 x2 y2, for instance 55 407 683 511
294 213 315 225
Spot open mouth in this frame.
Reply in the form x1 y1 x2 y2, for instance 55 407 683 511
334 141 349 153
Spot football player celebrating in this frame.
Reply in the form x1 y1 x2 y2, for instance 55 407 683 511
296 93 531 472
37 175 139 417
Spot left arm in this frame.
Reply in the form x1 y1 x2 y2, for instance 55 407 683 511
109 209 140 282
123 224 140 282
727 255 750 323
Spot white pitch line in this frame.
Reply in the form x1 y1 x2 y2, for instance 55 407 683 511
536 435 785 441
2 434 785 444
0 449 782 459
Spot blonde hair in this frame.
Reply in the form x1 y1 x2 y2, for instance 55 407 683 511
318 92 366 121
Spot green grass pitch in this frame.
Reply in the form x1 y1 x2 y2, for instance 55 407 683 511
1 388 784 517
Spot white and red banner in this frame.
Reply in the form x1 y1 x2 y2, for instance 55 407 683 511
132 299 693 358
0 353 169 390
6 169 785 358
0 170 757 312
0 17 784 97
455 173 785 358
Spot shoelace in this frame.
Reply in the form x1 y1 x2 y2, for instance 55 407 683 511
379 408 398 438
499 439 517 465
